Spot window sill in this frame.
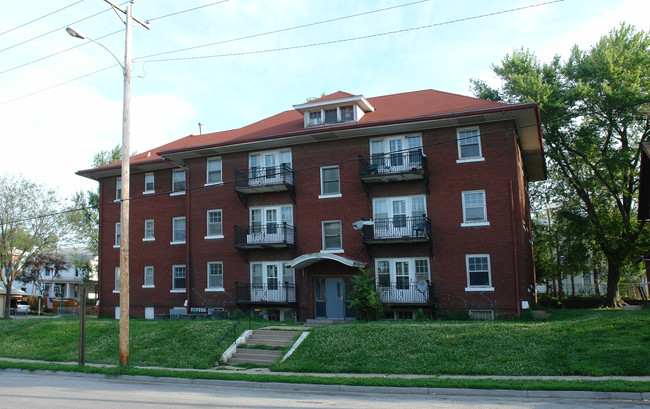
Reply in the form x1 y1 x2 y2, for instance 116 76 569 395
170 241 186 245
318 193 342 199
204 182 223 187
113 245 120 249
142 238 155 242
170 289 186 293
461 222 490 227
456 157 485 164
143 190 155 195
170 191 186 197
320 249 344 254
204 235 224 240
205 288 225 292
465 287 494 292
112 290 120 293
142 285 155 289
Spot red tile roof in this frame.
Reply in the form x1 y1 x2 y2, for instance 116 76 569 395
79 89 518 174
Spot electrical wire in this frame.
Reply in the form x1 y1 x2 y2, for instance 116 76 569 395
145 0 230 23
134 0 429 61
138 0 565 63
0 0 86 37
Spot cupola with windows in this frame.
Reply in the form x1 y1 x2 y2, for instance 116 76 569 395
292 91 375 128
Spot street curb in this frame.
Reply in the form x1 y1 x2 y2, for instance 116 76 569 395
1 369 647 401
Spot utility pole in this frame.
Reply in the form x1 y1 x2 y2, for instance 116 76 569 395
104 0 150 367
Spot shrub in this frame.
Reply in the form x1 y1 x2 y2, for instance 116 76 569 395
349 267 385 321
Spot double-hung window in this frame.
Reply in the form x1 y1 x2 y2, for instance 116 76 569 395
466 255 493 290
206 157 222 185
114 267 120 292
115 177 122 201
462 190 489 226
172 170 186 194
322 220 342 252
206 262 223 291
143 266 154 287
206 210 223 238
143 219 154 241
457 126 483 161
172 217 186 244
144 173 154 193
114 222 120 247
320 166 340 197
172 265 186 291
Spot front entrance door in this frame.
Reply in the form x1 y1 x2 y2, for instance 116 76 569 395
315 278 345 319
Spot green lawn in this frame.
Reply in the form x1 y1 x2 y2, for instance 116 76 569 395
0 309 648 377
274 309 650 376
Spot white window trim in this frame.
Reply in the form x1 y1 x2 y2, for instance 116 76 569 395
113 222 120 248
115 177 122 203
171 169 186 195
171 265 186 292
205 261 224 291
205 209 224 239
322 220 343 252
319 165 341 198
170 191 186 197
465 254 494 291
113 267 120 293
143 172 155 194
143 266 154 288
143 219 155 242
456 126 483 162
461 190 489 227
171 217 186 245
375 258 431 283
205 157 223 186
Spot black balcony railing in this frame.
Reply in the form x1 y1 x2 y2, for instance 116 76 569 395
234 164 295 189
234 223 296 247
377 281 434 304
359 149 427 177
361 216 430 241
235 282 297 304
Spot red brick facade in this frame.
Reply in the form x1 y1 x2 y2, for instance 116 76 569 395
82 90 544 320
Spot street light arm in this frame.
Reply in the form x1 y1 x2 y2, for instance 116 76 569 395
65 26 125 74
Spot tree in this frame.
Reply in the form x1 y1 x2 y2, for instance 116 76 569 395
472 24 650 306
68 145 121 253
349 267 384 321
0 174 67 318
19 252 70 312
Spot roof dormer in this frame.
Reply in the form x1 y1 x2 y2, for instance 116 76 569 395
292 92 375 128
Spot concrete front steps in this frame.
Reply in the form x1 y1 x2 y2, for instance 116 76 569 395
226 328 307 366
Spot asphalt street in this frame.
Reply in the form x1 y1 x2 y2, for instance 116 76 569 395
0 370 647 409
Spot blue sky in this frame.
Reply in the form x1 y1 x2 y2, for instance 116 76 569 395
0 0 647 198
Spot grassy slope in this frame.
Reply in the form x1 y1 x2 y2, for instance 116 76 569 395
274 309 650 376
0 309 648 376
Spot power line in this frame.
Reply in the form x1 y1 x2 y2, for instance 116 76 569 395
139 0 565 63
145 0 230 23
0 1 129 54
134 0 429 61
0 0 86 37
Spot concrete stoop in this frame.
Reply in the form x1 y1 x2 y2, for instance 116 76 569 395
225 329 305 366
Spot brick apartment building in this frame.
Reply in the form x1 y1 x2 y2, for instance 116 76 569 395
78 89 545 321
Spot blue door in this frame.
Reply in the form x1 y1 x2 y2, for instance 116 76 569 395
320 278 343 319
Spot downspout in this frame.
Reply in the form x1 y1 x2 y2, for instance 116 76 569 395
510 179 521 317
185 167 191 314
97 182 103 318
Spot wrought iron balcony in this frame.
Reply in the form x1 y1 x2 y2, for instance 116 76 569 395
361 216 431 243
358 149 428 183
234 164 295 193
377 281 435 305
235 282 297 305
234 223 296 249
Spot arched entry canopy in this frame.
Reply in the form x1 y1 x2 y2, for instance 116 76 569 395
285 253 366 269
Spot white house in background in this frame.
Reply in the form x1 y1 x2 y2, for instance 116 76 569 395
536 270 607 296
17 251 98 302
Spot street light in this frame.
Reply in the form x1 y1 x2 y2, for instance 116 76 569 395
66 0 149 367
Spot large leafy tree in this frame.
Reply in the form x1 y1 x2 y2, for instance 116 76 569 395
0 174 67 318
69 145 121 253
472 24 650 306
